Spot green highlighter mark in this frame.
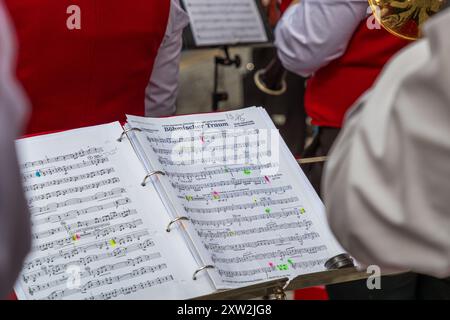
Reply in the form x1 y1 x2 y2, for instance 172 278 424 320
243 169 251 175
265 208 271 214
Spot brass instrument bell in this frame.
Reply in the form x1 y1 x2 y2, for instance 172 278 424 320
369 0 448 40
254 54 288 96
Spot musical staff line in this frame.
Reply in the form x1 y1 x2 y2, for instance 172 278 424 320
32 209 138 240
27 254 162 294
197 221 312 240
171 175 281 191
185 197 299 214
217 259 328 278
21 147 104 169
86 275 174 300
34 219 144 252
152 141 263 156
23 158 110 182
205 233 320 252
43 264 168 299
158 151 271 166
190 208 304 227
185 186 293 202
25 231 151 271
33 198 131 226
211 245 327 264
165 163 276 178
28 178 120 204
24 168 115 192
30 187 126 215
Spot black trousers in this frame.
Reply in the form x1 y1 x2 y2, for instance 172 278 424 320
302 127 450 300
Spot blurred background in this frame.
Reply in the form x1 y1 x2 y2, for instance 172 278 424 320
177 46 309 157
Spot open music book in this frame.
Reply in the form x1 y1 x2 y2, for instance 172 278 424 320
14 107 345 300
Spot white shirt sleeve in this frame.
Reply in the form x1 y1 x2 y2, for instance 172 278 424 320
274 0 368 77
323 10 450 278
0 2 31 297
145 0 190 117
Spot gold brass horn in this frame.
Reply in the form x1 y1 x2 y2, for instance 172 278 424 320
254 0 448 96
369 0 448 40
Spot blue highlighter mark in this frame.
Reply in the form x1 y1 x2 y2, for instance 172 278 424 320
35 171 41 177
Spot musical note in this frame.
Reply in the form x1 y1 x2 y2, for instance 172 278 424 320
25 252 162 290
32 209 138 240
205 233 320 252
182 186 292 202
215 260 333 278
86 275 174 300
28 177 120 204
42 264 168 299
33 198 132 226
30 187 126 214
21 147 104 169
165 163 276 179
197 221 313 240
24 232 152 271
212 246 327 264
190 208 306 227
34 219 144 252
22 158 110 182
24 168 115 192
158 151 271 166
184 197 299 214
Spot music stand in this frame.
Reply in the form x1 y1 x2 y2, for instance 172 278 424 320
180 0 273 111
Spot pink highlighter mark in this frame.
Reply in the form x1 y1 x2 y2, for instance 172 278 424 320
212 191 220 200
264 176 270 183
269 262 274 268
200 136 205 144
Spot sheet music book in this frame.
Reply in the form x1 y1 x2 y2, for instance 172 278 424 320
181 0 271 47
14 107 346 300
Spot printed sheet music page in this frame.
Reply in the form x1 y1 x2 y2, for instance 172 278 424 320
182 0 268 46
14 122 215 300
127 107 346 289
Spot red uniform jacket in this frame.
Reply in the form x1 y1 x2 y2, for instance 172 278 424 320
305 20 411 128
5 0 170 134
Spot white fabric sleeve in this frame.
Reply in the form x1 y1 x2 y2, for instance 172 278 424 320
145 0 190 117
274 0 368 77
0 2 31 298
323 10 450 278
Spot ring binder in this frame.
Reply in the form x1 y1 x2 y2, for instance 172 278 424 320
141 171 166 186
166 216 190 233
324 254 355 270
192 265 215 281
117 128 143 142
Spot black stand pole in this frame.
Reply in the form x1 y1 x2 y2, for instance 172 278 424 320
212 46 241 112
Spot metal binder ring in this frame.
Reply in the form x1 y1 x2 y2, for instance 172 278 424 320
117 128 143 142
166 216 190 233
192 265 215 281
141 171 166 186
